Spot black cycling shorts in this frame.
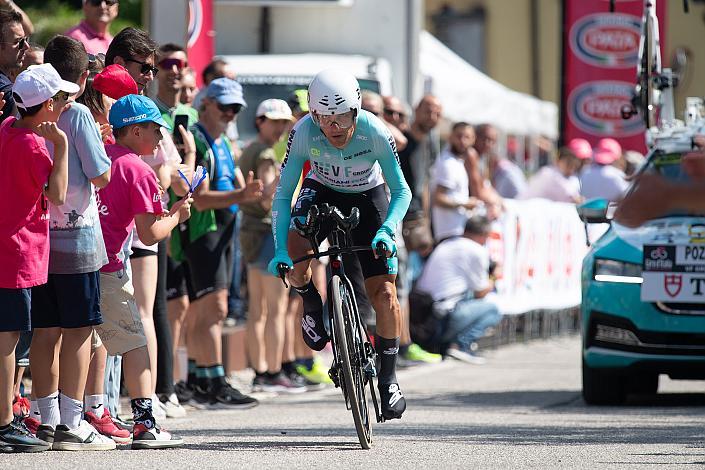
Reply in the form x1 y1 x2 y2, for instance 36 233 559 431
290 179 397 279
183 212 235 300
166 256 195 302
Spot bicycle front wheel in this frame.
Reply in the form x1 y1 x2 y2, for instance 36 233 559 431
330 275 372 449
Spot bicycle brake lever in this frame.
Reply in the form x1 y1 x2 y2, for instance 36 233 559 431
277 263 290 288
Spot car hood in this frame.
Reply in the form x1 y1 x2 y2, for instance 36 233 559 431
612 216 705 251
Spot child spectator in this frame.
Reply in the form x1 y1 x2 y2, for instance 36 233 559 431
0 63 73 452
95 94 191 449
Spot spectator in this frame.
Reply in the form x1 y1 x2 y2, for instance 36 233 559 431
179 78 262 407
105 27 158 95
179 67 198 107
415 216 501 364
0 0 33 35
239 99 305 392
29 35 117 451
8 43 42 82
383 95 410 132
152 43 197 127
192 58 235 110
431 122 480 242
397 95 442 253
579 138 629 201
96 94 189 449
361 89 407 151
475 124 527 199
0 63 71 453
65 0 119 55
521 146 586 203
0 9 29 123
623 150 645 176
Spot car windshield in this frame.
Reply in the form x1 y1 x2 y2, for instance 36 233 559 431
234 77 380 143
641 151 705 216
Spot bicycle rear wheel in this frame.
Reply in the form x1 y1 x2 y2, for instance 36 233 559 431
330 275 372 449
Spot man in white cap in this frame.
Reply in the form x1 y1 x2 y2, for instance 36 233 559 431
0 63 74 453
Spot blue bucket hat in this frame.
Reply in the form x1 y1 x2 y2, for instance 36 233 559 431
206 78 247 107
109 94 170 130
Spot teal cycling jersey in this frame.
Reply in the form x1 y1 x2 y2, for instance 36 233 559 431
271 109 411 252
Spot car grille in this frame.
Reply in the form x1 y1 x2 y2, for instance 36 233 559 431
588 311 705 356
655 302 705 315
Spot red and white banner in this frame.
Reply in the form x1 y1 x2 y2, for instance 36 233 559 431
561 0 666 153
487 199 588 315
187 0 215 87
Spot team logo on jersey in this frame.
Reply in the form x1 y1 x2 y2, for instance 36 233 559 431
569 13 640 68
310 148 320 157
387 134 400 165
281 128 296 171
567 80 644 137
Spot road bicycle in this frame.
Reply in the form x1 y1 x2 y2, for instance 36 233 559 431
276 203 386 449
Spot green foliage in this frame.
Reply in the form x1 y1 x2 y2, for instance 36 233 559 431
22 0 143 47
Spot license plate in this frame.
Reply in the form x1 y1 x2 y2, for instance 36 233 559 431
642 244 705 302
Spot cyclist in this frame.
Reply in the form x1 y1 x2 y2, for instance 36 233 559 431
268 69 411 420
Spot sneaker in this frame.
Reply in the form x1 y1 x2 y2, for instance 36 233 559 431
209 380 259 408
151 394 167 420
446 346 487 365
52 420 117 451
301 310 329 351
36 424 54 446
260 372 307 394
0 418 50 453
159 393 187 418
189 384 213 410
112 415 133 433
403 343 442 363
174 381 194 404
251 373 268 393
23 416 40 436
285 368 325 391
131 423 183 450
84 410 131 444
296 357 333 385
378 383 406 420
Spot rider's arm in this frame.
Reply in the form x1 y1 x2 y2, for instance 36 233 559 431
272 125 306 252
374 125 412 233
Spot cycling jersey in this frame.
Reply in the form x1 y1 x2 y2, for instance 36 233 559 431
271 110 411 252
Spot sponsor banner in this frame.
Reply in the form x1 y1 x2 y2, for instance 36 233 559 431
562 0 666 152
486 199 587 315
187 0 214 87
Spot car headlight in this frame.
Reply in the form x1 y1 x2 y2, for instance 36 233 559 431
593 259 643 284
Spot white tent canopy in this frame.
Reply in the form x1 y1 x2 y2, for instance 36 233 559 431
420 31 558 139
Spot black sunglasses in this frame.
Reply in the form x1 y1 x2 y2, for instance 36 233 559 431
0 36 29 49
87 0 118 6
217 103 242 115
126 58 158 76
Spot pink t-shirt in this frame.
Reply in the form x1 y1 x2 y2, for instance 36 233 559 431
97 144 164 273
0 118 53 288
65 21 113 55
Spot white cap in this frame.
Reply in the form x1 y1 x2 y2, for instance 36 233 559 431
256 99 294 121
13 64 80 110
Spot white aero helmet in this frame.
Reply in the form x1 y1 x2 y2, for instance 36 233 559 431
307 69 361 126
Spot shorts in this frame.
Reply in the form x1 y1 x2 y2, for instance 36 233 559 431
166 256 194 301
15 331 32 366
184 215 235 300
130 247 158 259
0 288 31 332
31 272 103 329
245 231 276 272
290 179 397 279
95 270 147 356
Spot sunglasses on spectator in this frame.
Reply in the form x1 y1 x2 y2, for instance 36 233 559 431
217 103 242 115
87 53 105 65
126 58 159 76
52 91 70 102
383 108 406 119
87 0 118 6
158 58 188 70
0 36 29 49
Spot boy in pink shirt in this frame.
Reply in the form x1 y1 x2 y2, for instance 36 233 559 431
0 63 74 452
95 94 191 449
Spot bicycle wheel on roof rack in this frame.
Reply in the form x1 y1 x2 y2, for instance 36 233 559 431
634 1 662 129
330 275 372 449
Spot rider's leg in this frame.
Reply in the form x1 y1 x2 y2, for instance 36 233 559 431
288 232 329 351
365 274 406 420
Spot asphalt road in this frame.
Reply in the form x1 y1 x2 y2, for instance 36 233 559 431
6 335 705 469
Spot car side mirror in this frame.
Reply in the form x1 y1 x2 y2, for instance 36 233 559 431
576 198 611 224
